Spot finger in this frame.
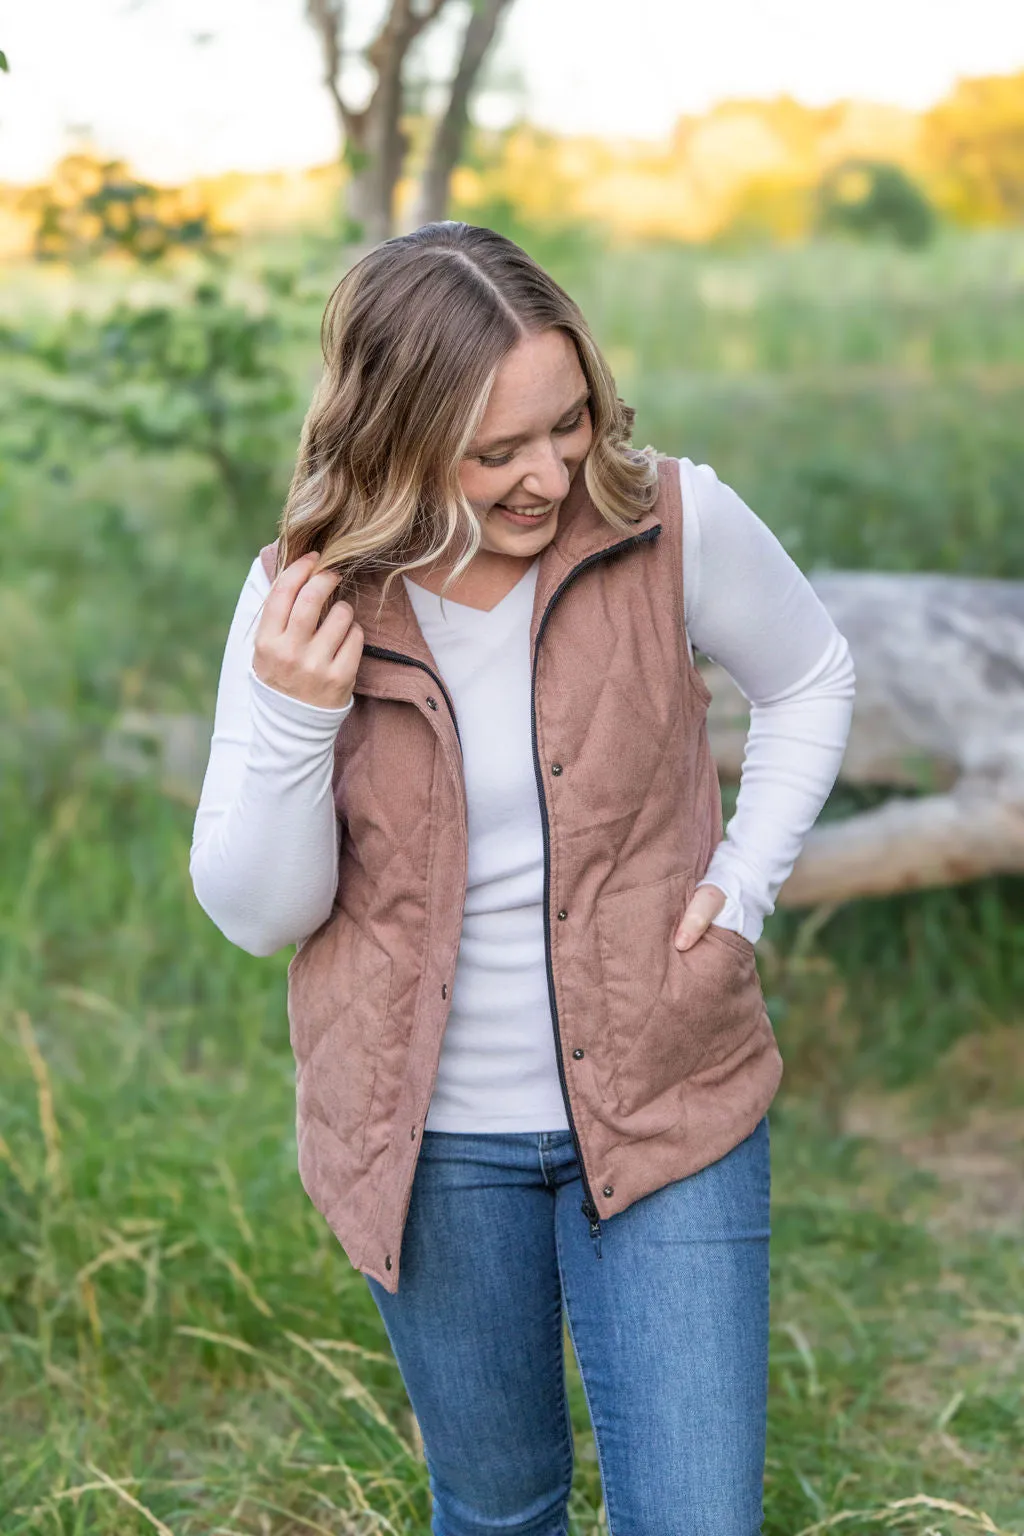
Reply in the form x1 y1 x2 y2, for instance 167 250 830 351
259 551 320 637
283 568 343 644
326 621 364 678
673 887 727 950
673 912 709 951
306 596 357 666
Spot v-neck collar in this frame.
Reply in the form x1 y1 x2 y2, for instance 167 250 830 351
346 458 664 665
403 557 539 618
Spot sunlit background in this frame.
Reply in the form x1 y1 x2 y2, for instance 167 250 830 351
2 5 1023 1533
4 0 1024 242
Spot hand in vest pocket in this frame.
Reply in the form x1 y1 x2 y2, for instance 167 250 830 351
596 871 765 1118
672 880 729 949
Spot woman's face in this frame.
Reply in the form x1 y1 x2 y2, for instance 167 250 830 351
458 328 594 558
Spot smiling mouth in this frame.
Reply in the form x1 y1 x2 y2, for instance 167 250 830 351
494 502 555 519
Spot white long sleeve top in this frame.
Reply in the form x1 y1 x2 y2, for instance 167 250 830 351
190 456 855 1131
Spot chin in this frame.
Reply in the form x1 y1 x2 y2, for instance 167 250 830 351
485 511 560 554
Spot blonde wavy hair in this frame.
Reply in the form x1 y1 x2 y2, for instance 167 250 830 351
274 221 660 617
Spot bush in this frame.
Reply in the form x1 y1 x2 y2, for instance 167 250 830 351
23 152 224 265
815 158 938 248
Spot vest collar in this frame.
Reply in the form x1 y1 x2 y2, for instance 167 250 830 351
348 460 664 667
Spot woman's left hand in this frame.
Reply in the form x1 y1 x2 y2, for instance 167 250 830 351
673 884 728 950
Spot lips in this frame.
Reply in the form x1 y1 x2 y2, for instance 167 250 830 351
495 502 552 518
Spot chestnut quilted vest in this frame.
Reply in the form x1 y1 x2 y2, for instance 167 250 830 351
258 455 782 1295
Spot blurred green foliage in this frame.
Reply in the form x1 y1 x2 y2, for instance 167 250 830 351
22 153 222 265
816 158 939 249
6 274 296 519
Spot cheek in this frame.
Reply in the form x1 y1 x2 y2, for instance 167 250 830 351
568 419 594 466
457 462 482 506
458 463 509 510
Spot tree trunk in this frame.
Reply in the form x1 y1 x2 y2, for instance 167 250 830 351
413 0 515 227
306 0 449 244
344 107 399 245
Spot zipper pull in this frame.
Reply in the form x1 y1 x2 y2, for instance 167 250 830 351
581 1196 602 1243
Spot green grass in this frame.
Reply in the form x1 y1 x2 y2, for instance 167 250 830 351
2 779 1022 1531
2 222 1023 1531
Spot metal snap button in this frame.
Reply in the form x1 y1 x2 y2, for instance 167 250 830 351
557 909 568 920
602 1185 614 1198
426 696 438 709
441 982 448 998
572 1048 584 1059
385 1254 392 1269
551 762 563 775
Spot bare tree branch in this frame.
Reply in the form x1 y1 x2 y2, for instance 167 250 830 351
305 0 362 141
414 0 515 225
306 0 510 241
306 0 452 240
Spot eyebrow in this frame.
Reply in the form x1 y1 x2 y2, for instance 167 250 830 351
469 390 591 456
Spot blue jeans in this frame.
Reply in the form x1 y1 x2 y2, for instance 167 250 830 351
365 1113 771 1535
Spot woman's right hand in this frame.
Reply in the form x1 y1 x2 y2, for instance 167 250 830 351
253 551 365 710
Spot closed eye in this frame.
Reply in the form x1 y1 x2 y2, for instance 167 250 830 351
476 407 590 469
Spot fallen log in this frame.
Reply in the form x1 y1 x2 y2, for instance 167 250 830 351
704 571 1024 904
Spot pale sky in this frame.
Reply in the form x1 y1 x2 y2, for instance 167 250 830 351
3 0 1024 184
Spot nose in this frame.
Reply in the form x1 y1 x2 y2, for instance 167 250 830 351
520 439 572 505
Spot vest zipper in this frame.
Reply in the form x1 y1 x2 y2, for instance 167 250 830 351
360 645 462 751
530 524 662 1248
363 524 659 1250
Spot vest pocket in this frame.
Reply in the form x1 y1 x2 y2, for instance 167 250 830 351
596 870 764 1118
288 915 394 1161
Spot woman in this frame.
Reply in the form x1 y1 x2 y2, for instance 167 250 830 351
191 221 855 1535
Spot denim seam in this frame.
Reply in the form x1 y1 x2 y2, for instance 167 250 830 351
548 1210 577 1504
553 1225 618 1536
